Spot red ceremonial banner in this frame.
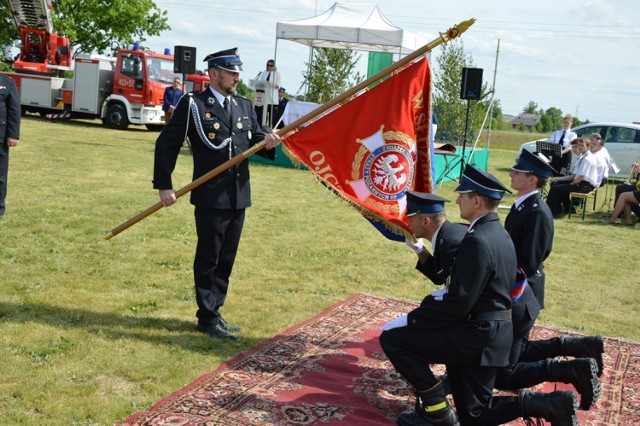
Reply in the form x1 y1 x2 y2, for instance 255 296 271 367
282 57 432 237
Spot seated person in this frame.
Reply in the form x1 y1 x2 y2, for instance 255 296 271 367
546 137 598 217
604 185 640 225
550 114 577 176
589 133 611 187
612 162 640 219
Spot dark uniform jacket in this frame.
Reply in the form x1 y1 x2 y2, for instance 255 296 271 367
407 212 516 367
505 192 553 308
0 75 21 140
153 88 274 209
415 220 468 285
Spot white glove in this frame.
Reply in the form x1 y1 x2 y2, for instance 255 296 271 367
405 237 425 254
381 315 408 331
430 288 448 301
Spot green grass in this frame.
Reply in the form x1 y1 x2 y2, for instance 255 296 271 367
0 117 637 424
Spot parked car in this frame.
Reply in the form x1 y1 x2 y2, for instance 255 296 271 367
516 122 640 179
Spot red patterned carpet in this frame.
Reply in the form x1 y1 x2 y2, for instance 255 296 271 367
122 293 640 425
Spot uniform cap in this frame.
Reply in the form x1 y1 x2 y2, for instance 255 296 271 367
454 165 511 200
204 48 242 72
405 192 450 216
511 150 556 178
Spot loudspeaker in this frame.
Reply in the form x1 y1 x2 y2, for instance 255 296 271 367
460 67 483 100
174 45 196 74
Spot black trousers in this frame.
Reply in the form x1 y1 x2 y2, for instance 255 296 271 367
551 151 572 176
547 181 593 216
380 326 522 425
254 104 277 128
0 139 9 217
495 285 565 391
193 207 245 325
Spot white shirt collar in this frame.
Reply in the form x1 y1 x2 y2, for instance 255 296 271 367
431 221 445 252
208 86 227 105
514 190 540 209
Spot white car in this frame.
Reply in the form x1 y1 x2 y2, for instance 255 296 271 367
516 122 640 179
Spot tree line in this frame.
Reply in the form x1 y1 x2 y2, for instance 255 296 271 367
301 40 588 144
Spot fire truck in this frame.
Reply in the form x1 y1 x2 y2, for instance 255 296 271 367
1 0 209 130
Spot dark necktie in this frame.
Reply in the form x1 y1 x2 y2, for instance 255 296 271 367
266 72 271 82
223 97 231 122
558 130 566 145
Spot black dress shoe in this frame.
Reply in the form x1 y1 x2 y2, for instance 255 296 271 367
197 323 238 340
218 317 242 333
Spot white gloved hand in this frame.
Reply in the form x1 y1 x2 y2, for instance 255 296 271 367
381 314 408 331
405 237 425 254
430 288 448 301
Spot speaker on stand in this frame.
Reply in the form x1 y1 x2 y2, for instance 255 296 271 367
459 67 483 178
174 46 196 91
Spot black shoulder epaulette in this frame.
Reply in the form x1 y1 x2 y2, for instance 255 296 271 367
232 93 249 101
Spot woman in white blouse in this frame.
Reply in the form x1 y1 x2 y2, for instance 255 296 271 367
254 59 281 127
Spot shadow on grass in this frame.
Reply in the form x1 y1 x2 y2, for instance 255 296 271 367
22 114 152 132
0 301 264 353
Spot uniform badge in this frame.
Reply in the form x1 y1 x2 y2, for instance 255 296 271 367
213 122 220 129
236 122 243 129
207 97 215 105
347 126 416 215
208 132 216 140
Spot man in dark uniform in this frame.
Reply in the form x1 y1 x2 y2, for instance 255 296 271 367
403 192 467 286
153 48 281 340
495 150 602 411
0 73 21 219
274 87 288 129
380 165 579 426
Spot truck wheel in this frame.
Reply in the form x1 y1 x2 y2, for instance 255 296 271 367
104 104 129 130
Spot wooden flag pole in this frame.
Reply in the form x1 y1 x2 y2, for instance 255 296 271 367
103 19 475 240
103 142 266 240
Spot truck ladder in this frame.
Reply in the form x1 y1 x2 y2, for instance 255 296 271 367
6 0 54 33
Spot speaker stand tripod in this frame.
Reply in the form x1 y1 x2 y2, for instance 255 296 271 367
459 98 471 180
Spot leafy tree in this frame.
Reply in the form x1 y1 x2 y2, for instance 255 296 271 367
0 0 169 59
490 98 503 119
0 7 17 49
544 107 564 130
538 114 553 133
304 48 364 104
523 101 538 114
432 39 488 144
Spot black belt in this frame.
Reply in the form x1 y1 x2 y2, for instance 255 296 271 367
465 310 511 322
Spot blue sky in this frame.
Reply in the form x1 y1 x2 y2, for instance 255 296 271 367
145 0 640 124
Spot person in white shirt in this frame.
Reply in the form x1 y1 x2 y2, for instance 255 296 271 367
254 59 281 127
589 133 611 188
549 114 577 176
546 137 598 217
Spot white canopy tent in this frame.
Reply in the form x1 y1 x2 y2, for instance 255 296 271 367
274 2 426 95
275 2 425 54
